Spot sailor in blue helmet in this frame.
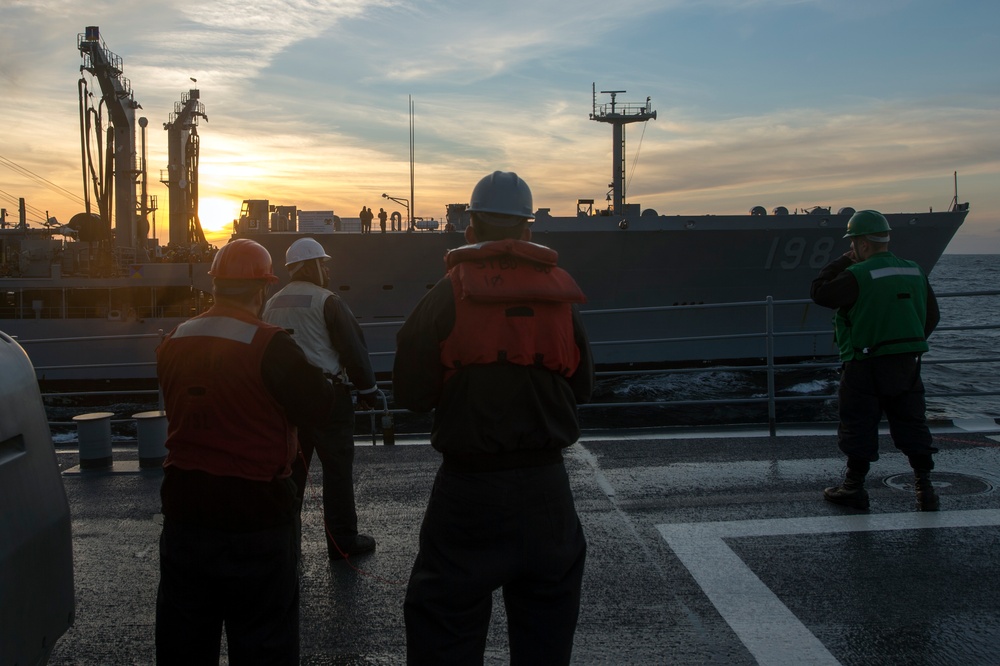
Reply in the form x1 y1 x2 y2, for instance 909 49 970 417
393 171 595 664
811 210 941 511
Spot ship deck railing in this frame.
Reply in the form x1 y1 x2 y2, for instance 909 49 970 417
16 289 1000 438
1 304 198 320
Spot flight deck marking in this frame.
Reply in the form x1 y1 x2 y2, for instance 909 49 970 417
657 509 1000 666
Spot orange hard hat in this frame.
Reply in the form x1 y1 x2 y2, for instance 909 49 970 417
208 239 278 283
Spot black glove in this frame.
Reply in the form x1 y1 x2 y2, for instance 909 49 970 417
355 391 377 412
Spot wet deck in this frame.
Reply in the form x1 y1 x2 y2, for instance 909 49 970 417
52 419 1000 664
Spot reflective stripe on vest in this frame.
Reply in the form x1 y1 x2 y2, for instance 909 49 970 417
870 266 923 280
173 316 258 344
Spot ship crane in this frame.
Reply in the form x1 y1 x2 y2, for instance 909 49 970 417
162 88 208 246
589 83 656 218
77 26 151 262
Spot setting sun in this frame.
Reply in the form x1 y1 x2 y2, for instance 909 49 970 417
197 196 242 246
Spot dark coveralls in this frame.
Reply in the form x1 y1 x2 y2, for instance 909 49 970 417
393 241 595 665
155 304 337 664
811 251 940 470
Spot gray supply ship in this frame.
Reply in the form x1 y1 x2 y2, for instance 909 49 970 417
0 28 969 383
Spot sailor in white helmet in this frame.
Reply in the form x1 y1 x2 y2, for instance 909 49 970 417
262 237 379 560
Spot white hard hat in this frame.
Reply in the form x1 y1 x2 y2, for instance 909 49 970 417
285 237 330 267
467 171 534 221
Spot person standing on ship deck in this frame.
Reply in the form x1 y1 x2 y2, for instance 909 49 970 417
811 209 941 512
378 207 388 233
359 206 369 234
262 237 379 560
394 171 595 664
155 239 338 664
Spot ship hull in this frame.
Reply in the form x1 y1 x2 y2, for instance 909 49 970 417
251 208 966 373
0 262 205 383
1 208 967 381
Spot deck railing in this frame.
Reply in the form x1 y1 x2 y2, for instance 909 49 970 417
17 290 1000 437
3 303 197 320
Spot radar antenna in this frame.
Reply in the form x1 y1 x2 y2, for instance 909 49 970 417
590 83 656 216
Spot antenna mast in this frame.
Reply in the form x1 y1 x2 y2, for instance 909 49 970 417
590 83 656 216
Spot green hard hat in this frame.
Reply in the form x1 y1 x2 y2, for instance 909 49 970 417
843 210 892 238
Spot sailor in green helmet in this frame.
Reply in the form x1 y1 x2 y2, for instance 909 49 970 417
811 210 941 511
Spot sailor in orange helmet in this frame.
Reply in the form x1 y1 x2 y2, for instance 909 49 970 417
155 238 338 664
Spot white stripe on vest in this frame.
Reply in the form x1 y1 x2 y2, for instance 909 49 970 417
870 266 922 280
173 316 258 344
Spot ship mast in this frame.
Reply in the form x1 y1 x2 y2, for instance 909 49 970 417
589 83 656 216
162 86 208 246
78 26 144 253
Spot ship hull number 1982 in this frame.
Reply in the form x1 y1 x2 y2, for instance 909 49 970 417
764 236 837 270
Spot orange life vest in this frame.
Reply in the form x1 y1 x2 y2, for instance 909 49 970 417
440 240 586 381
157 305 297 481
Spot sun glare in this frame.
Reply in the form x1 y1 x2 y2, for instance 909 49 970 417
199 196 242 235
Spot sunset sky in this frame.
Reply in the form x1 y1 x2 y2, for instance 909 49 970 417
2 0 998 252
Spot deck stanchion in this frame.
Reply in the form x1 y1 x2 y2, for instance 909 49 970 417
133 410 167 469
73 412 114 470
765 297 776 437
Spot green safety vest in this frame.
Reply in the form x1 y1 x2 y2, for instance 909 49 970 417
834 252 929 361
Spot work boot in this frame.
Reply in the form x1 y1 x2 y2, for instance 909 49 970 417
328 533 377 561
914 470 940 512
823 469 870 510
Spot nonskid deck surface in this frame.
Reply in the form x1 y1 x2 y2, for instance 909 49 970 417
52 419 1000 664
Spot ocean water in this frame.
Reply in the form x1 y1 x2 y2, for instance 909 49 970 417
920 254 1000 420
582 254 1000 429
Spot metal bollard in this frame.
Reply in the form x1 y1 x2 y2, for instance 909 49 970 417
73 412 114 471
133 410 167 469
381 413 395 446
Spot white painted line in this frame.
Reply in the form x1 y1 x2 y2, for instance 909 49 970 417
951 418 1000 433
657 509 1000 666
572 445 617 497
